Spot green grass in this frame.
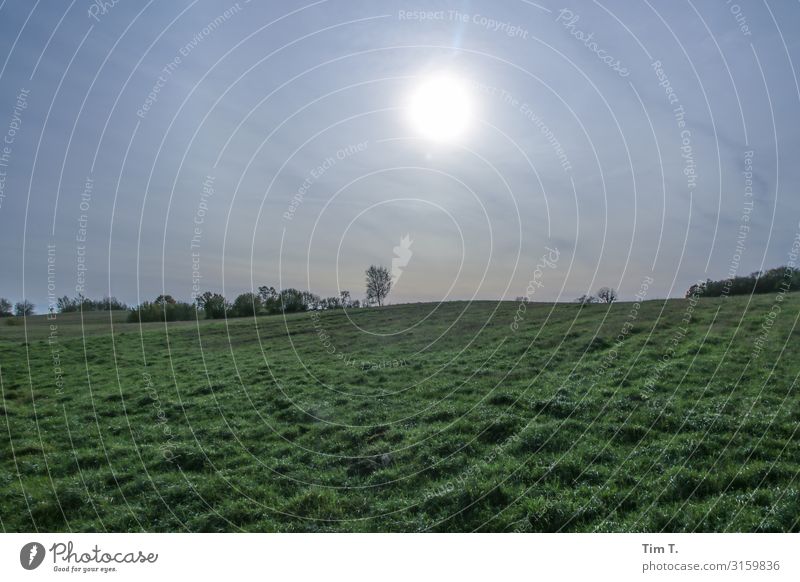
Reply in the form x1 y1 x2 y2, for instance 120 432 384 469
1 295 799 532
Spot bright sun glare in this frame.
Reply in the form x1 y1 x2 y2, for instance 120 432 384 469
407 74 474 142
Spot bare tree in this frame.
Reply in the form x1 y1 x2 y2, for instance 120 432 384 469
0 298 11 317
365 265 392 306
596 287 618 304
576 294 596 305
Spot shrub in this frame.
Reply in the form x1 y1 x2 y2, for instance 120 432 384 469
128 300 197 323
57 295 127 312
232 292 261 317
0 298 12 317
14 300 34 316
196 292 230 319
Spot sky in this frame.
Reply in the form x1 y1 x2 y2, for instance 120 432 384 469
1 0 799 309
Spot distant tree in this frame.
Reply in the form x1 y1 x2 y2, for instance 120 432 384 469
0 298 12 317
91 295 114 310
278 288 313 313
576 294 597 305
302 291 319 309
15 300 34 316
197 292 229 319
103 297 128 311
351 299 361 309
365 265 392 306
340 290 351 308
596 287 617 304
56 296 76 312
128 300 195 323
232 292 261 317
257 286 279 314
323 296 341 310
257 285 277 302
155 294 177 305
55 294 126 312
685 282 705 298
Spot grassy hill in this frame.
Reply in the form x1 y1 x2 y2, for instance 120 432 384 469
1 295 798 532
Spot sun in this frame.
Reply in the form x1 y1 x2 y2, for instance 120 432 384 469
407 73 474 142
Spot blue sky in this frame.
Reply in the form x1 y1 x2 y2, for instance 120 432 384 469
1 0 799 309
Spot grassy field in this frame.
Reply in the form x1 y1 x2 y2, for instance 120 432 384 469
1 294 799 532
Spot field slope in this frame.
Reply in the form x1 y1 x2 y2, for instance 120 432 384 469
1 295 799 532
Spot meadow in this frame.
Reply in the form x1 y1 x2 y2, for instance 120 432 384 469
1 294 798 532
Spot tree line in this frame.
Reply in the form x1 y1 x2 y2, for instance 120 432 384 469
0 298 35 317
127 288 365 323
1 265 395 321
4 264 797 321
0 289 364 322
130 264 394 322
685 266 800 298
0 295 128 317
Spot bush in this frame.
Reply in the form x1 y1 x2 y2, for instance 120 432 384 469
232 292 261 317
596 287 617 303
196 292 229 319
128 300 197 323
278 288 316 313
57 295 127 312
127 286 356 322
14 300 34 316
